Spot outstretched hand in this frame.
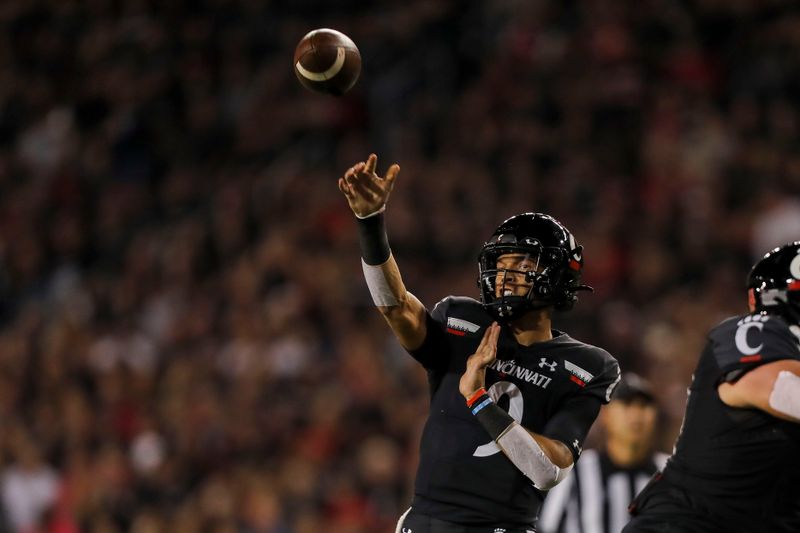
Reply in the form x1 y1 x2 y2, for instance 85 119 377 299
459 323 501 399
338 153 400 218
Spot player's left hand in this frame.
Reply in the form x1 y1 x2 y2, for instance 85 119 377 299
459 322 501 399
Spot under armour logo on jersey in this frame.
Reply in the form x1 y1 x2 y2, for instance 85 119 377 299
539 358 557 372
573 438 582 454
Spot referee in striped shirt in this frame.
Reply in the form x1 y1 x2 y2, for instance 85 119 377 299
538 373 668 533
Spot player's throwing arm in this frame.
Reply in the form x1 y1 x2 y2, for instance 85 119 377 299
338 154 428 351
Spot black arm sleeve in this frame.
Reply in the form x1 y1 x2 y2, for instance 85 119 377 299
541 394 603 463
543 356 620 462
356 213 391 265
474 399 516 440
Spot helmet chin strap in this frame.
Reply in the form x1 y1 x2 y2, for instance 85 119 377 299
491 300 545 322
490 279 552 322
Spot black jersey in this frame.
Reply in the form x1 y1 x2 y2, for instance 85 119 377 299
408 296 620 527
630 313 800 533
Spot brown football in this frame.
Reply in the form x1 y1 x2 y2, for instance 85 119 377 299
293 28 361 96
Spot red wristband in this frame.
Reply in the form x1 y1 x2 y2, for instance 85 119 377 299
466 387 488 408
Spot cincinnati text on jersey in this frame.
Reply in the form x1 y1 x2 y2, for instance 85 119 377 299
488 359 553 388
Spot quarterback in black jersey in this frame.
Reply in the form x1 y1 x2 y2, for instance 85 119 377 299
623 242 800 533
338 154 620 532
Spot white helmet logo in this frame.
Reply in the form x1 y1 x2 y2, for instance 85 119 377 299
790 252 800 280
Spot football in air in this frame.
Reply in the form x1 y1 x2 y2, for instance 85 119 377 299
293 28 361 96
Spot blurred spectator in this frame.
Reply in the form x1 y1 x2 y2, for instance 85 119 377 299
0 426 60 532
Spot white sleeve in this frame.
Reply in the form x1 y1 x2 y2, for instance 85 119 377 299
769 370 800 421
496 423 573 490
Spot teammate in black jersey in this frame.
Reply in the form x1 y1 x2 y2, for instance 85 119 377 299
338 154 620 533
623 242 800 533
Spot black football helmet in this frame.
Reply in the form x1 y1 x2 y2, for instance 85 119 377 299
477 212 592 321
747 241 800 326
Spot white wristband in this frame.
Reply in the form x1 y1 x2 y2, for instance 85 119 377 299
355 205 386 219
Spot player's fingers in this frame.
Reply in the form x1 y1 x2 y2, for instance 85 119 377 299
364 153 377 174
338 177 354 199
475 325 492 353
345 167 368 191
349 178 379 201
385 164 400 193
488 322 500 348
477 324 500 362
357 173 385 197
351 162 375 184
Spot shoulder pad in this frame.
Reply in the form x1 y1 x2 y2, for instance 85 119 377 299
431 296 486 323
710 314 800 382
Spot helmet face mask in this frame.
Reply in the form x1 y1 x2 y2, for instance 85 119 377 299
477 213 591 322
747 241 800 326
480 246 552 318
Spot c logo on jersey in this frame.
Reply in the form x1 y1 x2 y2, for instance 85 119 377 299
734 315 768 355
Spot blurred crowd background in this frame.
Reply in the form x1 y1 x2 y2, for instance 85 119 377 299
0 0 799 532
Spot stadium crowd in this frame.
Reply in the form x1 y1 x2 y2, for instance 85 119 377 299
0 0 798 531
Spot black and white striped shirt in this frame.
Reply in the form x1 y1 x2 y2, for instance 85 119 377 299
538 449 669 533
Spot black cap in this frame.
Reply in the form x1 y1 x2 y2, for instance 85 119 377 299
612 373 656 404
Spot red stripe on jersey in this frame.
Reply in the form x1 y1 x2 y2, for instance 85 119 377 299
789 280 800 291
739 354 762 363
446 328 466 336
569 259 581 271
570 375 586 387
